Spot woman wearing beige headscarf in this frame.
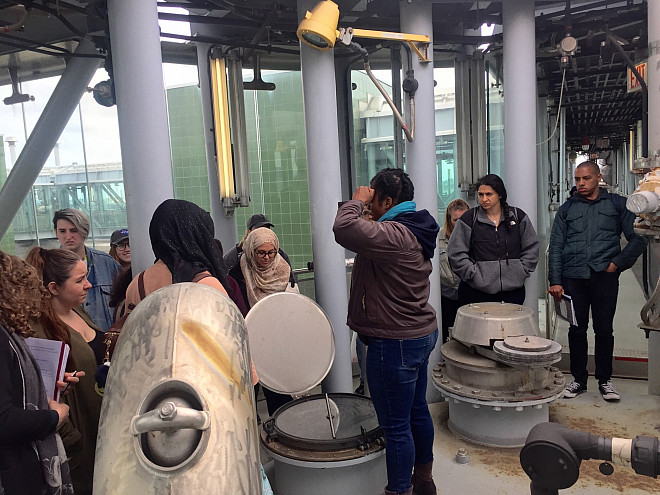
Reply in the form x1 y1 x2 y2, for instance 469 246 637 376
236 227 298 308
229 227 298 415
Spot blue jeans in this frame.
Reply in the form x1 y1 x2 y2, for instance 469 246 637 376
366 329 439 493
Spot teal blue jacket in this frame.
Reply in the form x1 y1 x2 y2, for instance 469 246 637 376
548 188 647 284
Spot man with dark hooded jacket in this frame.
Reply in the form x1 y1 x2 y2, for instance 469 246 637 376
333 168 439 495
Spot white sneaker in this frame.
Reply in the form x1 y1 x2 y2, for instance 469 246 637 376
563 381 587 398
598 381 620 401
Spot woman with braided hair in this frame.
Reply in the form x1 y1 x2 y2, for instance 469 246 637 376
447 173 539 305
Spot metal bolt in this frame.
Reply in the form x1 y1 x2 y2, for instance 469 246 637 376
159 401 177 420
455 448 470 464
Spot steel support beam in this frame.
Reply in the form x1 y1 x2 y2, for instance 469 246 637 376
400 0 443 403
297 0 352 393
107 0 174 274
503 0 539 312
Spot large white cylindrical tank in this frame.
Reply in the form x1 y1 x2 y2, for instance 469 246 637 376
94 283 261 494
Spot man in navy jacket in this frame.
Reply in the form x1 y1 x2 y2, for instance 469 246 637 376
548 161 646 401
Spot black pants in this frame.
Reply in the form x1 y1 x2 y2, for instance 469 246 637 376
562 270 620 385
458 281 526 306
440 296 462 343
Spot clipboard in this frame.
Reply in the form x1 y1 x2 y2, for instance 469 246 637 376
554 293 578 326
26 337 69 401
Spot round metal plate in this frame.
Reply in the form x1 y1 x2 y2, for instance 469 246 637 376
501 335 552 352
245 293 335 395
262 393 382 453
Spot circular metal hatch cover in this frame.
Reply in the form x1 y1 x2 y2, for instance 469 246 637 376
501 335 552 352
264 393 382 451
245 292 335 395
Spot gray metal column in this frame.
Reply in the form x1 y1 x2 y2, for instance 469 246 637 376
647 0 660 396
195 41 238 251
297 0 352 393
0 39 100 238
108 0 174 275
400 1 443 402
503 0 539 312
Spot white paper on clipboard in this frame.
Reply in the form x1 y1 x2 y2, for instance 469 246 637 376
26 338 69 401
554 293 578 326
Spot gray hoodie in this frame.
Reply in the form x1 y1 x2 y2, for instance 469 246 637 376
447 206 539 294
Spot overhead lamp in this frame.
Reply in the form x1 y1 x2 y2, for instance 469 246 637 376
297 0 431 62
210 50 251 215
210 55 235 210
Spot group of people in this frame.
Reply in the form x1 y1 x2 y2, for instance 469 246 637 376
0 201 295 494
0 160 646 495
335 164 644 495
335 169 540 495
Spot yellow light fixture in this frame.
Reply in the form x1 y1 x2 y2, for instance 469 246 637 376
296 0 431 61
210 56 235 203
297 0 340 50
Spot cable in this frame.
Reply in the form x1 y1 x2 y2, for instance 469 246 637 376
537 67 566 146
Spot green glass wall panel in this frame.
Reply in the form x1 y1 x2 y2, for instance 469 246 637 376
236 72 312 270
167 85 211 211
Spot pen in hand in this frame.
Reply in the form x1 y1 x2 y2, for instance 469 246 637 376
61 371 78 394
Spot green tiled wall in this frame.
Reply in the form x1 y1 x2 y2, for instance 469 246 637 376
236 72 312 270
0 136 15 254
166 75 313 270
167 85 211 211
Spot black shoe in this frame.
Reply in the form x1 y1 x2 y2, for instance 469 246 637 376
354 384 365 395
563 381 587 398
598 381 620 401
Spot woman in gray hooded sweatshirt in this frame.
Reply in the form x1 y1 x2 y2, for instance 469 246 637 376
447 174 539 305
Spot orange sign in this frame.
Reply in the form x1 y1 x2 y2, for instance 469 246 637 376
627 61 647 92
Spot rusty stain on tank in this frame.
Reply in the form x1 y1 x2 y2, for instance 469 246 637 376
180 319 247 397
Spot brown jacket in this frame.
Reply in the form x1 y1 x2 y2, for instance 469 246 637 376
333 200 437 339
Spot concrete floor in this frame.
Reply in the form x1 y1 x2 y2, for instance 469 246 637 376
427 378 660 494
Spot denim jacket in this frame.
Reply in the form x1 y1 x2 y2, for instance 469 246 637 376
83 247 121 332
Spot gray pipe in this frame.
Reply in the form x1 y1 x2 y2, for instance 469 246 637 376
0 39 100 239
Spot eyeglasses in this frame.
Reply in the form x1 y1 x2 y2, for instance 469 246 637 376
116 242 130 251
255 249 277 258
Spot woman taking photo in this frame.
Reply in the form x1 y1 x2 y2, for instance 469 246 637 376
25 247 104 495
448 174 539 305
0 250 73 495
438 198 469 343
229 227 298 415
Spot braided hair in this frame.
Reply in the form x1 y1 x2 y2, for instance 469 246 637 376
370 168 414 205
